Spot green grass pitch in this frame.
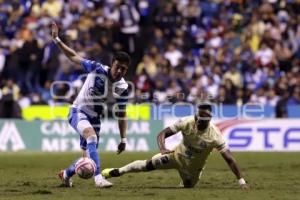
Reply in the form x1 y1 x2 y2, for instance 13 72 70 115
0 152 299 200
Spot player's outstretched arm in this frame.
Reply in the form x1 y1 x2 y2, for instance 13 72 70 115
221 150 250 191
51 22 83 65
117 111 127 154
157 127 176 154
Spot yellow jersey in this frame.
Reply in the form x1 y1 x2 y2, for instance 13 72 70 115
169 116 227 171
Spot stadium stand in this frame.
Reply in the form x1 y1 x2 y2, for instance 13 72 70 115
0 0 299 118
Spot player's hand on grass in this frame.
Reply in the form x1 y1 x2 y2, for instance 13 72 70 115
51 21 59 39
160 149 174 155
117 141 126 154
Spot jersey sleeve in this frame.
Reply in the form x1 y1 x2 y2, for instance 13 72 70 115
116 89 129 110
215 140 227 153
212 124 228 153
80 59 107 74
169 118 186 133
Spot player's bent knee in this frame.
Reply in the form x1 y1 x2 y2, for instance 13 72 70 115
151 155 170 168
83 127 96 139
86 134 97 143
145 160 156 171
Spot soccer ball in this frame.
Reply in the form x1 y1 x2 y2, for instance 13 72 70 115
75 157 96 179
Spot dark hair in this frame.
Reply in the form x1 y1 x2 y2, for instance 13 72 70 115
112 51 131 66
197 102 212 112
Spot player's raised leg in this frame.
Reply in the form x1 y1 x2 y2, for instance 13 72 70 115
59 108 112 188
58 139 87 187
58 110 83 187
58 164 74 187
102 160 148 178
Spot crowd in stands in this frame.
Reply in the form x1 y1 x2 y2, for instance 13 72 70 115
0 0 300 118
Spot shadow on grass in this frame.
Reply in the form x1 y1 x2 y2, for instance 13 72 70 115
144 185 238 190
32 190 52 195
145 186 187 190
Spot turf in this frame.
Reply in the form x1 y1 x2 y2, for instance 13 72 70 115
0 152 299 200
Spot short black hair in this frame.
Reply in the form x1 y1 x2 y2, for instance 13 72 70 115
197 102 212 112
112 51 131 66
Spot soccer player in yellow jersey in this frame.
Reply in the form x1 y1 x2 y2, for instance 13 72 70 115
102 103 249 189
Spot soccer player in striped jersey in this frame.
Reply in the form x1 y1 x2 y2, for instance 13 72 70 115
102 103 249 190
51 22 129 188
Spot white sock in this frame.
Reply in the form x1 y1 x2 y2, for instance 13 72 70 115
63 170 69 179
119 160 147 174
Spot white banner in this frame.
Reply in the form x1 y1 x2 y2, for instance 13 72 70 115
164 118 300 152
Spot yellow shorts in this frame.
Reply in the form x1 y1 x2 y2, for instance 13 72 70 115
151 152 204 187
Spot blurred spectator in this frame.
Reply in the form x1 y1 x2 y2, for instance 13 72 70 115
266 88 280 106
0 48 5 74
217 86 235 105
0 79 21 118
205 76 219 98
250 87 267 105
134 69 153 103
39 80 53 104
255 42 276 68
224 79 237 98
275 90 289 118
166 80 181 103
274 41 293 72
1 79 19 101
18 30 42 93
0 0 299 119
164 43 183 68
288 88 300 105
114 0 140 54
223 66 243 88
155 2 180 37
41 0 63 18
235 88 248 107
180 0 201 25
136 54 157 78
152 28 165 50
31 0 42 18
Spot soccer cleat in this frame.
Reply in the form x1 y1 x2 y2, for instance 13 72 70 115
58 170 73 187
94 174 113 188
101 168 121 179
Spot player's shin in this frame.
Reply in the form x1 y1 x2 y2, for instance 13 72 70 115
65 159 78 177
119 160 148 174
86 135 100 176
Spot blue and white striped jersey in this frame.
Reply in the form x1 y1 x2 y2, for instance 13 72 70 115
72 59 129 117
